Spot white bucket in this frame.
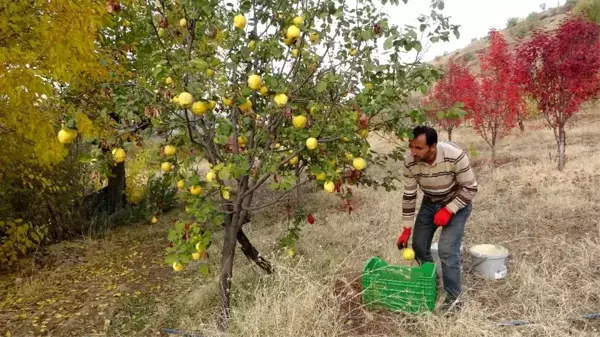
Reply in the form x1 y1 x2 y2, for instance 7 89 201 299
430 242 465 277
469 244 509 280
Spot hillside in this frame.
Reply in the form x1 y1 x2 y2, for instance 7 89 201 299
429 1 577 73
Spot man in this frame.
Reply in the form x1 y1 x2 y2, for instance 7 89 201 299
396 125 478 312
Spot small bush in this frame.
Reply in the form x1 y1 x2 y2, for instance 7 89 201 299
507 17 520 28
467 143 479 161
560 1 577 13
0 150 93 265
0 219 45 267
87 174 179 237
526 12 542 31
512 24 530 39
527 11 541 21
146 174 179 215
525 96 540 119
575 0 600 24
462 52 476 62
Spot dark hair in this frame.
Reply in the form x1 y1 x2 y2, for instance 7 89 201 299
412 126 438 146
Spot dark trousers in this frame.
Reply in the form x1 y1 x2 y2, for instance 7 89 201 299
412 198 472 301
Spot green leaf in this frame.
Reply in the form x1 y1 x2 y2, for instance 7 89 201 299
165 254 177 264
189 176 200 185
77 154 94 163
270 45 283 59
181 254 190 264
316 80 328 92
422 68 431 78
360 30 372 40
218 169 230 180
413 41 422 52
383 35 395 50
31 232 40 243
199 264 210 276
152 67 163 78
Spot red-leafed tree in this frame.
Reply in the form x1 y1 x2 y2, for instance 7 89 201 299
473 30 525 161
423 59 478 141
514 16 600 170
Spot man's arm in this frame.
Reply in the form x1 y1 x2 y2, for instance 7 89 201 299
445 151 478 213
402 163 418 228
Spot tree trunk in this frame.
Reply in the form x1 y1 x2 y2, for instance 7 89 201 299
237 189 273 274
81 161 127 219
237 229 272 274
217 211 272 331
106 162 127 214
295 165 302 204
491 146 496 164
557 124 566 171
518 114 525 132
218 210 240 331
216 176 275 330
447 127 453 142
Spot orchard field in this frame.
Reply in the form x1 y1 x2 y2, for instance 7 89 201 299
2 103 600 337
2 0 600 336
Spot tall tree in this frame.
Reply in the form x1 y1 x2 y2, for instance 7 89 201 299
0 0 118 170
473 30 524 161
515 16 600 170
59 0 458 329
423 58 477 141
0 0 125 263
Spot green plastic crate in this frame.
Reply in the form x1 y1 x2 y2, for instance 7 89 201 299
361 256 437 314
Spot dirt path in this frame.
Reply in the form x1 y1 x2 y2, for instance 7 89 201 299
0 216 180 337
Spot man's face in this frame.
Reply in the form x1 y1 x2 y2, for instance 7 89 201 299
409 134 435 162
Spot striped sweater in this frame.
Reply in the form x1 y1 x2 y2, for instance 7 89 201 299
402 141 478 228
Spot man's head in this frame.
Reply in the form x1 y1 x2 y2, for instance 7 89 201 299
409 126 438 163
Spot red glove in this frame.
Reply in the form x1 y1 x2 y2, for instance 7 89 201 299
396 227 412 249
433 207 454 226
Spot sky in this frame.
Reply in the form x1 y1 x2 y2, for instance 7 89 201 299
381 0 568 62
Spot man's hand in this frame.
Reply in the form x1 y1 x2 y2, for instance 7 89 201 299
433 207 454 226
396 227 412 250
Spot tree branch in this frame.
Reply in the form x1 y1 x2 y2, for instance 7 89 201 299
243 179 311 212
242 134 337 199
147 2 177 76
